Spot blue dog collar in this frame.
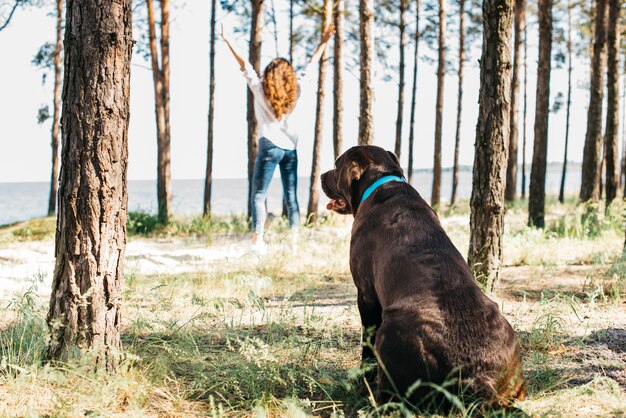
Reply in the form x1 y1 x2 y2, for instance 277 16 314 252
360 175 406 204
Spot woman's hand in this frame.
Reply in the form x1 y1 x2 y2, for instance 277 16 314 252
321 23 336 44
309 23 336 65
220 25 246 71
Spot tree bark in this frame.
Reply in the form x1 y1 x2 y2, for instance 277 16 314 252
47 0 132 370
528 0 552 228
407 0 420 184
47 0 63 216
580 0 608 202
359 0 374 145
394 0 406 160
467 0 513 292
521 23 528 199
604 0 619 206
247 0 264 219
431 0 446 208
621 58 626 190
146 0 172 223
289 0 294 63
558 0 573 204
269 0 279 56
203 0 217 217
505 0 525 202
450 0 465 205
333 0 344 160
307 0 332 224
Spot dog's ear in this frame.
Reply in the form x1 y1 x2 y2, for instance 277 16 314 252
387 151 400 167
386 150 404 177
337 148 371 193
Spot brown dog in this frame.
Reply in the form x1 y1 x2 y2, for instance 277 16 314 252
321 146 526 410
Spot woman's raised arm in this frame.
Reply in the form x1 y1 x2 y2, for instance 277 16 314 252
308 23 336 66
220 25 246 71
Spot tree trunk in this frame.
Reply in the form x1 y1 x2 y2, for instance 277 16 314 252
604 0 619 206
47 0 62 216
333 0 344 160
394 0 406 159
203 0 217 217
505 0 525 202
289 0 294 63
269 0 279 56
247 0 264 218
359 0 374 145
558 0 573 204
521 23 528 199
450 0 465 205
407 0 420 184
146 0 172 223
307 0 332 224
528 0 552 228
47 0 132 370
580 0 608 202
468 0 513 292
619 59 626 190
431 0 445 208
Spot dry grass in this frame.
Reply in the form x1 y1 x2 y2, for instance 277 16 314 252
0 199 625 417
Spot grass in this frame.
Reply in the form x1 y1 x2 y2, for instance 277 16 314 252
1 197 625 416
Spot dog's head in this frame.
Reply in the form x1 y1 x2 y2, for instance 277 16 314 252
321 146 403 215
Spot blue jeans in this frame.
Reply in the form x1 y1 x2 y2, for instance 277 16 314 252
252 137 300 235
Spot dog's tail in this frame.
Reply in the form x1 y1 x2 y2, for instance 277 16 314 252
464 349 527 409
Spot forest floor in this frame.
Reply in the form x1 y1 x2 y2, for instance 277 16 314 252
0 197 624 417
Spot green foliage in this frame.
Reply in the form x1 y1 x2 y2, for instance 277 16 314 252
521 312 565 352
0 216 56 242
127 210 161 235
126 211 250 237
0 276 48 383
603 254 626 301
543 200 623 239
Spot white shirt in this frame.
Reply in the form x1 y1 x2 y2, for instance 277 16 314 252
242 61 313 150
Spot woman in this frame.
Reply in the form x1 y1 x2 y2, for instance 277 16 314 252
221 25 335 253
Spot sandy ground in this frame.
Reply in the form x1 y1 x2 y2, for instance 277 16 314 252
0 237 253 300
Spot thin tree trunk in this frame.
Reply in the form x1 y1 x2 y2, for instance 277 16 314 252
580 0 608 202
528 0 552 228
247 0 264 218
450 0 465 205
467 0 513 291
505 0 525 202
589 0 595 85
47 0 62 216
521 23 528 198
559 0 573 204
604 0 619 206
203 0 217 217
621 62 626 189
307 0 332 224
431 0 446 208
333 0 344 160
407 0 420 184
289 0 294 63
47 0 132 370
270 0 279 56
359 0 374 145
146 0 172 223
394 0 406 159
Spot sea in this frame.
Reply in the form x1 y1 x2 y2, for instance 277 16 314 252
0 165 581 226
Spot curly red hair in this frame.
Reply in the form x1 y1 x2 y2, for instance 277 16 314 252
262 58 298 120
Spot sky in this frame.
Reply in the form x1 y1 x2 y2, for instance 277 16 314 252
0 1 611 183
